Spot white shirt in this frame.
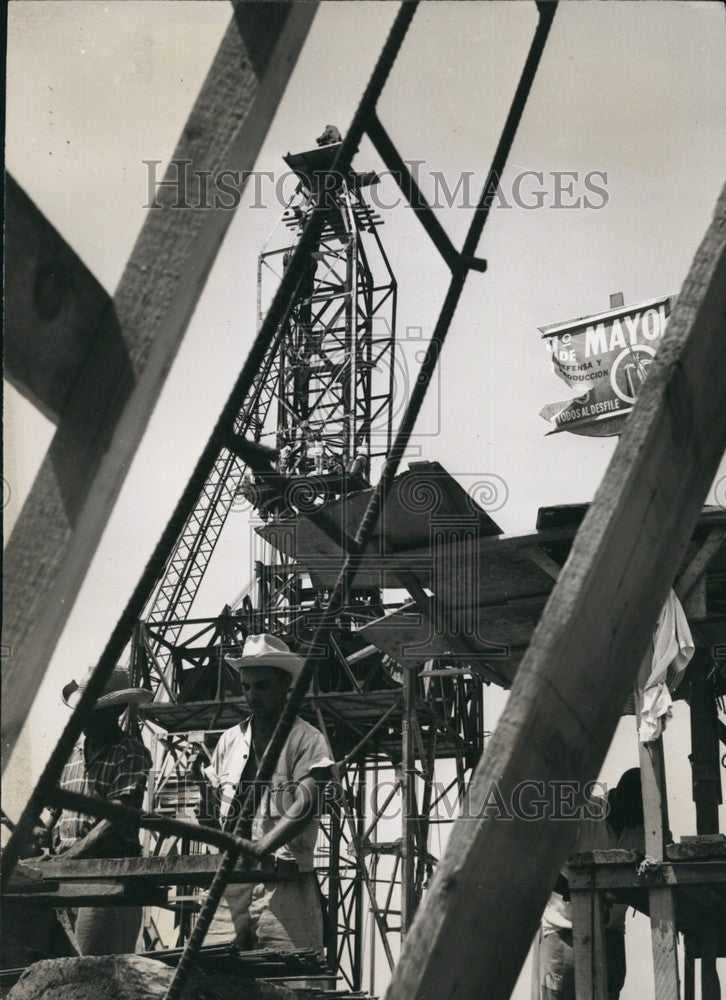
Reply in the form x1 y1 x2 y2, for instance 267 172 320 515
204 716 334 871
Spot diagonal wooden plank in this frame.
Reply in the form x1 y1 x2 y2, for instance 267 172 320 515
674 527 725 600
385 183 726 1000
4 177 115 423
30 854 277 885
2 2 319 763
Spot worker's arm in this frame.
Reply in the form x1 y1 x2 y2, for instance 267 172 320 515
249 774 324 861
57 745 150 860
552 871 570 900
55 797 137 860
57 819 116 860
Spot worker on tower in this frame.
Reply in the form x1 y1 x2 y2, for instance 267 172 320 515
345 446 370 489
203 634 334 956
346 447 367 479
277 434 293 476
316 125 342 147
308 432 326 476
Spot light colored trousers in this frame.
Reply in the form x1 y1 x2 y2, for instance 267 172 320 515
206 874 324 955
532 927 626 1000
74 905 142 955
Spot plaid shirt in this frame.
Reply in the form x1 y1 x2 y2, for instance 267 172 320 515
53 732 152 856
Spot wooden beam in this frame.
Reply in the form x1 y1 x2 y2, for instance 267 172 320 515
4 881 128 903
687 650 722 999
384 183 726 1000
639 735 681 999
689 653 721 836
571 889 608 1000
568 860 726 890
2 2 319 762
4 177 114 423
648 887 681 1000
4 877 168 907
675 528 726 600
22 854 277 885
522 544 562 582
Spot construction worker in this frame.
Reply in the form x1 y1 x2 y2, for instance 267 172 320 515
46 666 153 955
308 433 326 476
277 436 293 476
346 448 367 479
345 447 370 489
316 124 342 147
204 634 334 955
533 769 644 1000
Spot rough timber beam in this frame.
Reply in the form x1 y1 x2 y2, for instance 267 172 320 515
2 2 318 763
385 184 726 1000
4 177 114 423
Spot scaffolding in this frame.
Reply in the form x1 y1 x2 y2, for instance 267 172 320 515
126 130 484 989
4 5 726 1000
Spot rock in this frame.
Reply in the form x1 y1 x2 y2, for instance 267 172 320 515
7 954 301 1000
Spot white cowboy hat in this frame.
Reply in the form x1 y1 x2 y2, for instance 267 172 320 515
225 633 304 680
62 665 153 710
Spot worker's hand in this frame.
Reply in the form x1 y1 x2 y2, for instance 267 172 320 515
232 839 263 871
246 839 266 862
189 751 208 782
35 824 53 848
56 841 88 861
18 825 51 859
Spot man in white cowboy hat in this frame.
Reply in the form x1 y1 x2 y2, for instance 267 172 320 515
203 633 334 956
41 665 153 956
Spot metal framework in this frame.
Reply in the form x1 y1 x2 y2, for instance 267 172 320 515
5 6 726 1000
142 144 396 679
2 7 564 1000
258 148 397 470
132 594 487 990
124 120 489 989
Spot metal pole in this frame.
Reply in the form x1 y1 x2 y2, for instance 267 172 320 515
326 793 342 971
353 757 367 991
401 664 417 934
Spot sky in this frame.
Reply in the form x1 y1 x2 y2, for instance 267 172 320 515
3 2 726 997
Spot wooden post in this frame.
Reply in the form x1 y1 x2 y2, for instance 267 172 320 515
688 650 722 999
571 888 609 1000
639 737 681 1000
689 651 721 836
683 950 695 1000
385 184 726 1000
2 2 319 761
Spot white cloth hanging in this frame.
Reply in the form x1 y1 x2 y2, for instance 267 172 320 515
637 588 694 743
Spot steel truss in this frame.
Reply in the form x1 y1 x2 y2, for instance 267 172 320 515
129 132 483 995
142 150 397 677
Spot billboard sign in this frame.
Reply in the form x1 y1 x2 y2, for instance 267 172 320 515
539 295 674 436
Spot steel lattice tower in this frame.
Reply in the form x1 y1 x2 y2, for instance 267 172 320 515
140 141 396 671
131 142 487 992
